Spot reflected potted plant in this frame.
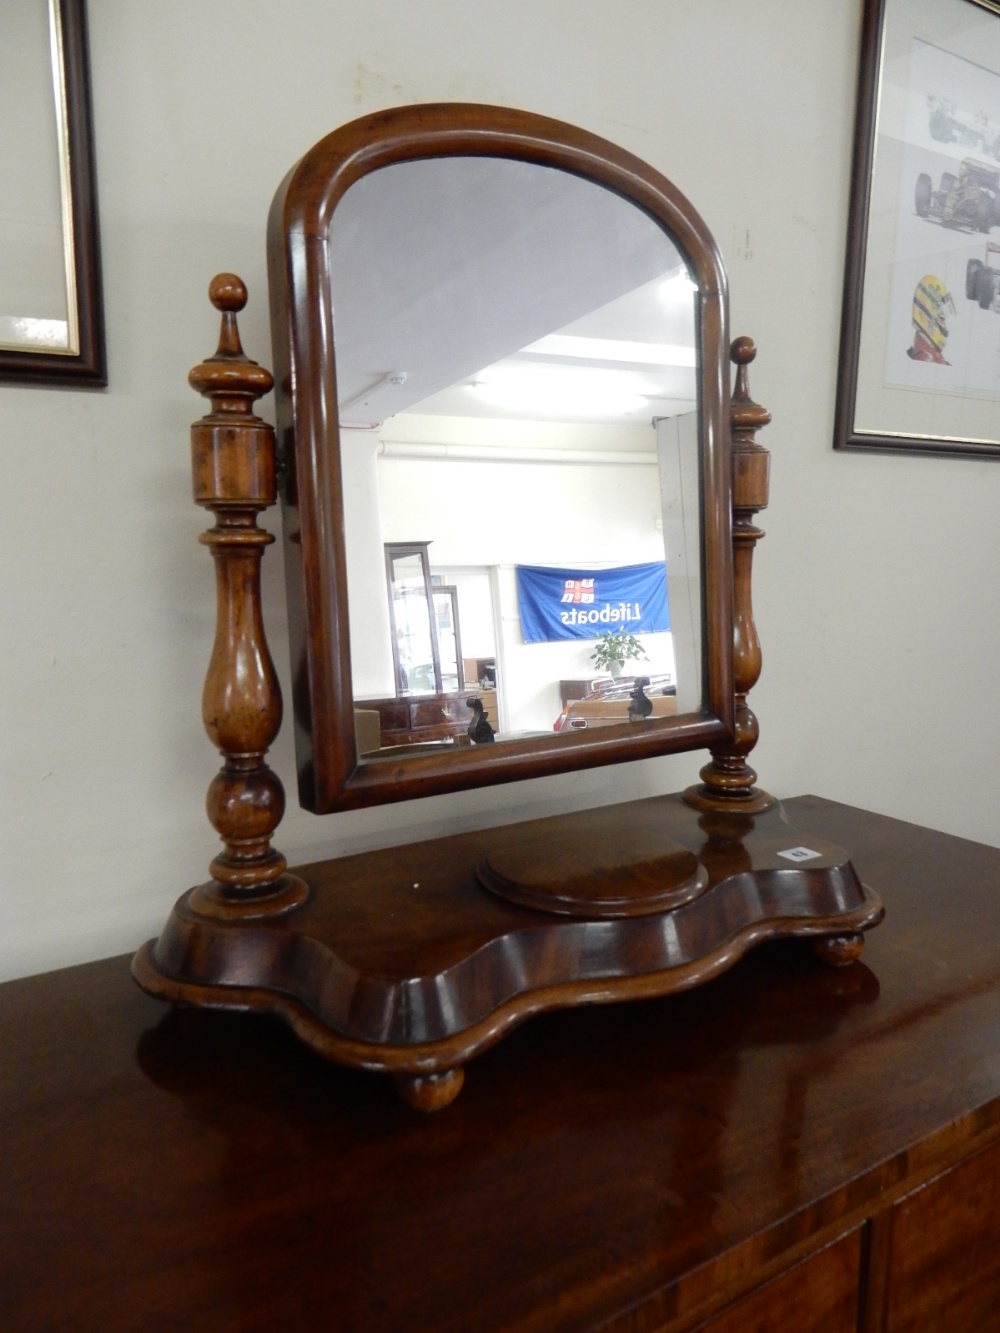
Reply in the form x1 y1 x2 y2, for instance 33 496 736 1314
590 630 647 679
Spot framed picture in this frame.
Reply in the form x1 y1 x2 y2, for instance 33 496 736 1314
0 0 105 387
836 0 1000 457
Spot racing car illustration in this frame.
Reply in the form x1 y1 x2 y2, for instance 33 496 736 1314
928 96 1000 160
914 157 1000 232
965 241 1000 310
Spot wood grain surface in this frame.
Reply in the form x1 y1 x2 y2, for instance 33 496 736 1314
134 795 881 1079
5 796 1000 1331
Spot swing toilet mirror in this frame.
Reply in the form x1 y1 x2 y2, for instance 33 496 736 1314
267 104 734 814
130 103 886 1114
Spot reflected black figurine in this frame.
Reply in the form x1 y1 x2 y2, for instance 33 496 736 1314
467 697 495 743
628 677 653 723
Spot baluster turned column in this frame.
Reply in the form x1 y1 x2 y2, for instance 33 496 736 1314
685 336 775 815
187 274 306 916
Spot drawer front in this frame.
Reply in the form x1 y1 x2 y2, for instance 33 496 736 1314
691 1229 861 1333
884 1138 1000 1332
372 701 410 733
411 699 468 727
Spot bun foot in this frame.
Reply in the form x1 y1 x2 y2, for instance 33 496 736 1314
812 933 864 967
394 1067 465 1112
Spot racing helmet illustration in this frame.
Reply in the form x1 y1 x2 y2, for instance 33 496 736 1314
907 274 956 363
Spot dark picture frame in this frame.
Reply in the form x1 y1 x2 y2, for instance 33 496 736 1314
0 0 105 387
836 0 1000 458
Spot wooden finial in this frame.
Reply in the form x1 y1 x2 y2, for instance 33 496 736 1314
188 274 274 420
731 335 772 437
188 275 306 916
684 337 775 815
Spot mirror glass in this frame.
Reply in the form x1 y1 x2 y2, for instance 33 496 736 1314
329 156 702 757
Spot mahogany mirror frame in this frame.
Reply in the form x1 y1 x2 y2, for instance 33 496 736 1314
266 104 735 814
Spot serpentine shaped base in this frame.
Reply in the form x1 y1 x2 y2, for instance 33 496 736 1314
133 794 883 1111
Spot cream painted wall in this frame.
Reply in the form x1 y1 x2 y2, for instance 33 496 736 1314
3 0 999 982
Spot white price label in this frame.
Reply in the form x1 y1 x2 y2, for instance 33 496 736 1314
777 846 822 863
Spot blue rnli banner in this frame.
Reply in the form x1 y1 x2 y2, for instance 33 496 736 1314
515 562 670 644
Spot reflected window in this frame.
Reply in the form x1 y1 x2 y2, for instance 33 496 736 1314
384 543 466 697
385 542 441 695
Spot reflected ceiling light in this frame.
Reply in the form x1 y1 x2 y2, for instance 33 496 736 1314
338 369 408 413
659 270 698 301
471 366 648 417
523 333 695 367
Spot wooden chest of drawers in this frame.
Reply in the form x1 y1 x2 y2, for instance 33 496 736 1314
356 688 499 747
4 796 1000 1330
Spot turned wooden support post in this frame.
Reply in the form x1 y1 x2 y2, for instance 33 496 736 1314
188 274 305 915
685 336 775 815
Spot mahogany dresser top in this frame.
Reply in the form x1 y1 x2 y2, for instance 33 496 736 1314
4 795 1000 1332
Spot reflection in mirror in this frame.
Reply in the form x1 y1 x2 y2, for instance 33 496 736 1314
384 542 441 693
330 157 702 758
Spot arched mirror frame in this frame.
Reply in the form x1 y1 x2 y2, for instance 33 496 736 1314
266 104 735 814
